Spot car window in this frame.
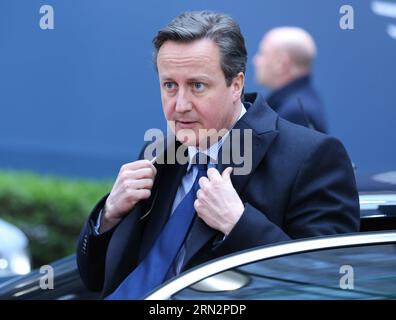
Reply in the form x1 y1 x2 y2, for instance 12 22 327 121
170 243 396 299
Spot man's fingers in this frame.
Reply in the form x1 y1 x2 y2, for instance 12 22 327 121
130 178 154 190
222 167 233 180
126 167 156 180
148 162 157 176
121 160 157 176
207 167 222 181
134 188 151 200
198 176 210 190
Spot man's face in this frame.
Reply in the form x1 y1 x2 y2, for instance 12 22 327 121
157 38 243 147
253 37 278 88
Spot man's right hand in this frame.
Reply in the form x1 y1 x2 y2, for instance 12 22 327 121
99 160 157 233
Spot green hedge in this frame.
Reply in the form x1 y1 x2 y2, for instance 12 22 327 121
0 171 112 268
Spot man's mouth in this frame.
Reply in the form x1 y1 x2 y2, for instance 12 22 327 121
176 120 198 129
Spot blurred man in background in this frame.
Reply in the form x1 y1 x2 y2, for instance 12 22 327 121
254 27 328 133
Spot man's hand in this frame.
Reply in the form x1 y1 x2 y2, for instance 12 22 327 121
194 167 244 236
100 160 157 233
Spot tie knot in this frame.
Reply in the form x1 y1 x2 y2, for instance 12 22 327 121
192 153 209 173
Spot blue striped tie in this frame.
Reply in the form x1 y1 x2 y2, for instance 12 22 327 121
105 161 207 300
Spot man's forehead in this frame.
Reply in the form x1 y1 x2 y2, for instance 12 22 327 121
157 39 222 79
158 62 218 82
157 39 220 63
158 53 214 66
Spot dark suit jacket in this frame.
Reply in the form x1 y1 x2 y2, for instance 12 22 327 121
77 92 359 297
266 75 328 133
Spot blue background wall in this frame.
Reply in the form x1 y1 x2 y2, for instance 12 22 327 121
0 0 395 178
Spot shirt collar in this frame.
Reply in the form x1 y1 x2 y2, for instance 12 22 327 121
187 103 247 171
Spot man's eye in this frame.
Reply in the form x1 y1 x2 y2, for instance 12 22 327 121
164 82 176 90
193 82 205 91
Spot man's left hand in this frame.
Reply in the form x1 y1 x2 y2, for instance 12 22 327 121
194 167 244 235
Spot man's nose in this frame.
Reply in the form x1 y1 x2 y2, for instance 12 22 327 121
175 89 193 113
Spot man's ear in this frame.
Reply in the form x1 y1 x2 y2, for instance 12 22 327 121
231 72 245 102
